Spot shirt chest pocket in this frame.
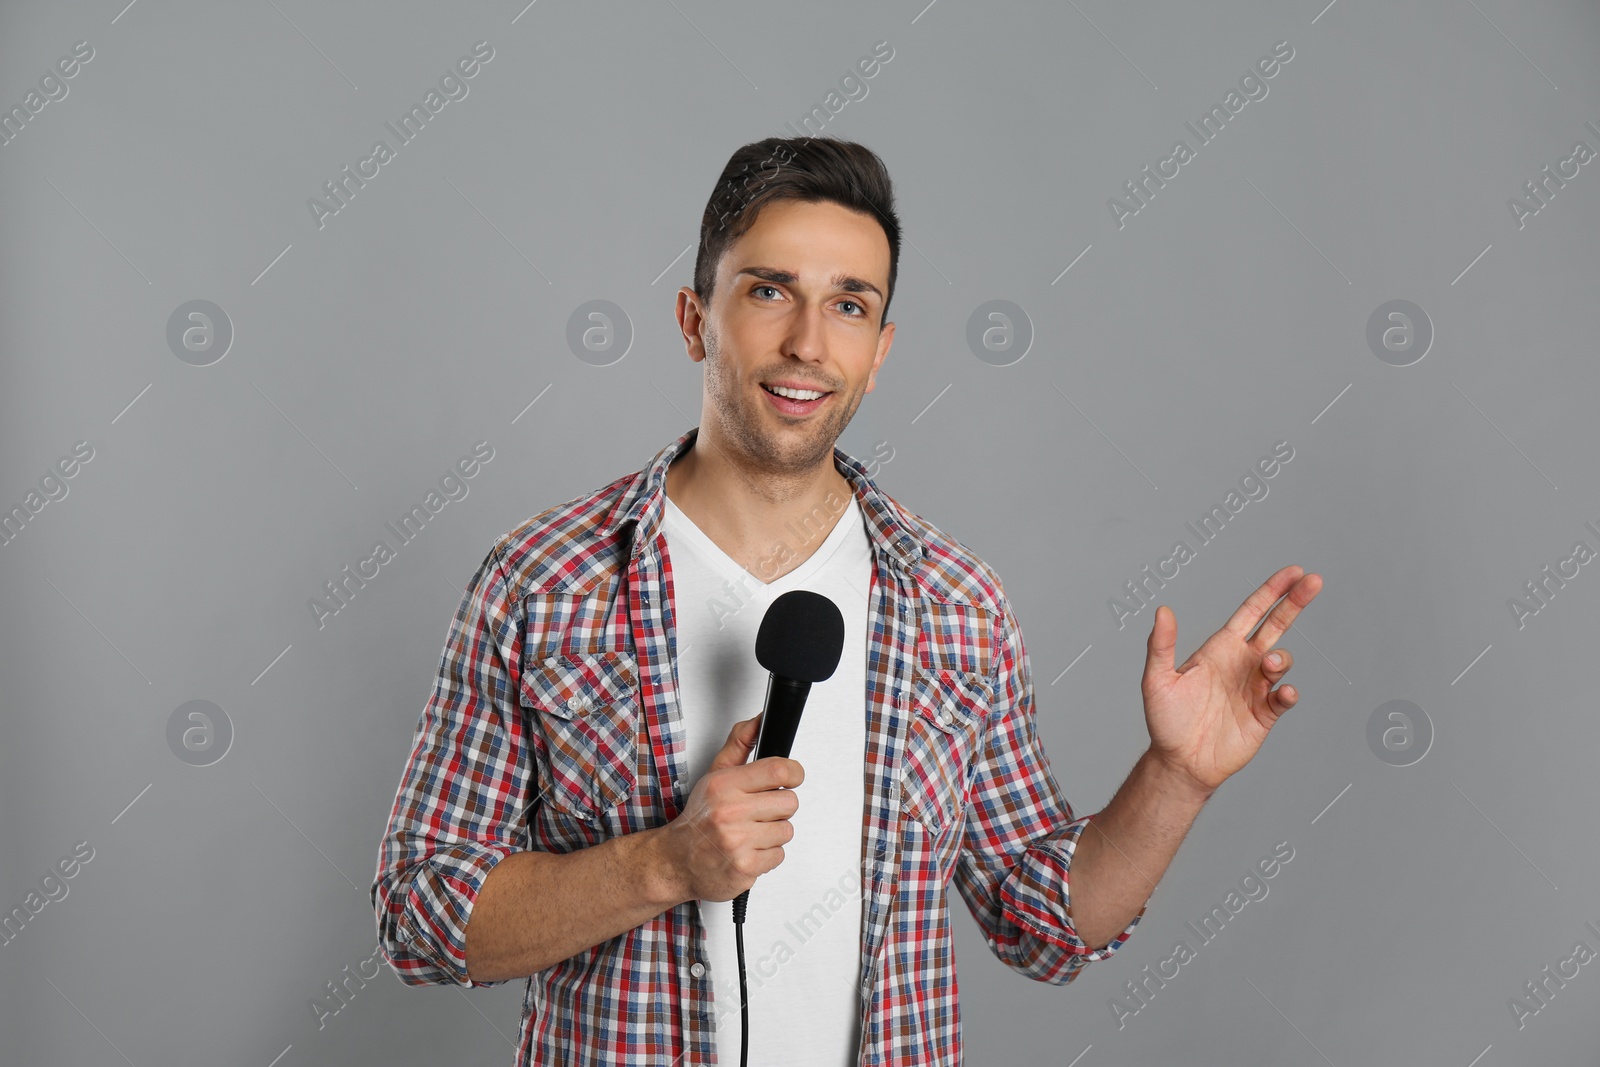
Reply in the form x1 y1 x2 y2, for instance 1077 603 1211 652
519 651 641 821
900 664 992 834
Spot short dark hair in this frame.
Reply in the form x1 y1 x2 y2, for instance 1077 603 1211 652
693 137 901 327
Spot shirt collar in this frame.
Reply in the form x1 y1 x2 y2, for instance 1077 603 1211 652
600 425 925 574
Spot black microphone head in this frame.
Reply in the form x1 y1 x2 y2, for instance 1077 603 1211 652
755 589 845 682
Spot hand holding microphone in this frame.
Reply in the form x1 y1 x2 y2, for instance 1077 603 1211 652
659 590 844 904
665 711 805 902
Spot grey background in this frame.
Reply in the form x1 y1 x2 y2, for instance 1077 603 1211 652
2 0 1597 1063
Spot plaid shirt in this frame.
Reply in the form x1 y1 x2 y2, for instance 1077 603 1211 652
372 425 1142 1066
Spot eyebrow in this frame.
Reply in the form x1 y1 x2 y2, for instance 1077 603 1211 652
734 265 883 304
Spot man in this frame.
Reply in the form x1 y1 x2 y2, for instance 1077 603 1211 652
371 136 1322 1066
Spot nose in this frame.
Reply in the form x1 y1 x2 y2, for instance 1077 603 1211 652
784 302 828 366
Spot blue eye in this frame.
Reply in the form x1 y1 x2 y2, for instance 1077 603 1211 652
750 285 866 317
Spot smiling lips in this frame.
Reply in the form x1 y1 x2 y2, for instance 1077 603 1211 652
761 380 833 415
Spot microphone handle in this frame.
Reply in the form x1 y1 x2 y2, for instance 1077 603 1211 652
733 673 812 921
752 674 811 761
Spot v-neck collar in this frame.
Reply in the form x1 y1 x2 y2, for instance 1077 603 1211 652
662 490 863 591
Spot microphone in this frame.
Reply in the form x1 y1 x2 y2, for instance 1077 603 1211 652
731 589 844 1067
748 588 846 763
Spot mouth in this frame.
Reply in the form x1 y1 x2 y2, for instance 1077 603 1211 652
760 381 834 416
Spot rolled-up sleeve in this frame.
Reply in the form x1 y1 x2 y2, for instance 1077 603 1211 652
371 535 530 988
951 583 1143 986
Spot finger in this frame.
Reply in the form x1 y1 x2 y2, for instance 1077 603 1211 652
1261 648 1293 680
747 755 804 792
1222 565 1304 642
747 787 800 822
753 819 795 850
1268 683 1298 716
1250 572 1323 651
1143 604 1178 682
710 713 763 771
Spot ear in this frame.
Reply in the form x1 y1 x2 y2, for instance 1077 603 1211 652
676 288 707 363
866 320 894 392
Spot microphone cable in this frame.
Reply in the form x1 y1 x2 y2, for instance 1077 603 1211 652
734 887 751 1067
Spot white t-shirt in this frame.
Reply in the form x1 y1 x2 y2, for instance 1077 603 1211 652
662 489 872 1066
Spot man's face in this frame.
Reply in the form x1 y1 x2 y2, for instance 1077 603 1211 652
678 197 895 476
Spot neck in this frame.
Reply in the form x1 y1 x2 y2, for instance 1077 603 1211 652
664 425 854 583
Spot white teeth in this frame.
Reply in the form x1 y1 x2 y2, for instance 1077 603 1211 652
766 384 826 400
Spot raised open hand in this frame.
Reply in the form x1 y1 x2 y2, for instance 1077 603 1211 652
1140 565 1323 795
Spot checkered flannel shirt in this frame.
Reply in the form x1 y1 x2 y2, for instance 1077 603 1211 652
372 425 1141 1065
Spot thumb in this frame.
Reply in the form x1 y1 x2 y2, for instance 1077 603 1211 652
1144 604 1177 684
710 711 763 771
